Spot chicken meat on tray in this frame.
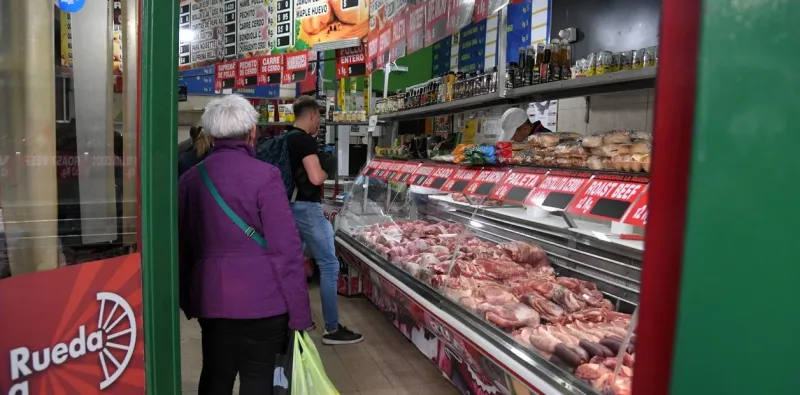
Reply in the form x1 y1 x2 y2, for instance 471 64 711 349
352 220 634 394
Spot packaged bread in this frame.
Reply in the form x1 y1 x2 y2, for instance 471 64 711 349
602 130 632 144
511 142 531 151
629 140 651 154
630 131 652 141
634 154 651 172
587 155 604 170
602 157 615 170
612 154 635 171
557 132 583 141
582 132 606 148
533 146 555 155
533 133 561 147
591 144 630 157
571 157 588 168
541 155 557 167
556 157 573 168
554 141 587 157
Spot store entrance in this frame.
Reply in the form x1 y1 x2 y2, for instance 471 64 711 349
0 1 179 394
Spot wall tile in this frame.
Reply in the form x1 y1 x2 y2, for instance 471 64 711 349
587 105 616 132
558 97 586 110
646 104 655 134
557 108 588 134
614 103 648 130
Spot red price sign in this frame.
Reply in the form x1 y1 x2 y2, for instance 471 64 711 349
335 45 367 79
235 57 259 88
406 2 426 55
373 160 396 180
392 163 421 183
424 0 450 45
391 12 407 60
464 169 507 196
489 169 545 203
409 164 437 186
382 161 406 181
361 159 386 177
257 54 283 85
378 24 393 64
282 51 308 84
441 168 480 193
567 179 647 221
422 165 457 190
525 171 592 210
622 186 649 227
214 61 237 93
473 0 489 22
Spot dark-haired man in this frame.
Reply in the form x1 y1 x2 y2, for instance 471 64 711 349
287 95 363 345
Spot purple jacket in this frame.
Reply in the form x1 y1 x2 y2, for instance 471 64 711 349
178 139 311 329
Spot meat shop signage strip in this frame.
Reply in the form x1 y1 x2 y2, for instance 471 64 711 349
621 185 648 227
336 45 367 78
422 165 457 190
257 54 283 85
489 169 546 203
383 161 407 181
409 164 437 186
441 168 479 193
465 169 508 197
525 174 592 211
373 160 396 180
235 57 259 88
567 179 647 221
360 159 385 177
214 60 237 93
392 163 422 183
282 50 308 83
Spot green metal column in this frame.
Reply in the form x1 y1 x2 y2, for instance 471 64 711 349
140 0 181 393
670 1 800 394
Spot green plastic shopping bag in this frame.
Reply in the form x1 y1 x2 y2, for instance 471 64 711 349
291 331 339 395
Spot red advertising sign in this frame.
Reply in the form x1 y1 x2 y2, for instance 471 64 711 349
622 185 649 227
473 0 490 21
392 163 422 183
446 0 474 35
373 160 396 180
391 10 407 60
0 254 145 394
424 0 450 46
409 164 438 186
406 3 426 55
361 158 386 177
214 61 237 93
422 165 457 190
378 24 394 66
525 170 593 210
381 161 406 181
336 45 367 79
489 168 546 203
441 168 480 193
567 177 648 221
235 57 259 88
282 50 308 84
257 54 283 85
464 169 507 197
366 27 380 74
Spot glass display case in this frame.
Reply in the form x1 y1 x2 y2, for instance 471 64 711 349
335 160 641 395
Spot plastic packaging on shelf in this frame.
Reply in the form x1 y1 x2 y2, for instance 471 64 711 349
628 140 652 154
582 133 606 148
554 141 587 157
531 133 561 148
591 144 631 157
602 130 633 145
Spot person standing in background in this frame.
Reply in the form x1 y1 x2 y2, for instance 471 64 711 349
178 94 311 395
499 107 552 142
178 127 211 178
286 95 363 345
178 124 203 155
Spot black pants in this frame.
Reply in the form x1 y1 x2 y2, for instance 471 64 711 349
198 314 288 395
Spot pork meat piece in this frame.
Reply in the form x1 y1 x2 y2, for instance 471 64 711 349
512 327 537 349
564 323 601 343
477 258 529 281
475 284 517 305
564 307 608 324
416 253 440 266
547 324 582 346
480 302 540 331
528 266 556 280
521 293 566 322
528 327 561 353
498 241 550 268
423 223 448 235
595 323 630 339
552 285 587 313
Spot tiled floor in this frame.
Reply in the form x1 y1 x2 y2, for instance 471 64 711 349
181 284 459 395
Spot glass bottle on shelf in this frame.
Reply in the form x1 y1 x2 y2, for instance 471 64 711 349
535 43 544 85
518 47 527 87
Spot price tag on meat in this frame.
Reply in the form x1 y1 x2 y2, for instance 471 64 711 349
464 169 508 197
422 165 457 190
392 163 421 183
409 164 437 186
441 168 479 193
622 185 649 227
361 159 385 177
525 171 592 210
567 178 647 220
489 169 545 203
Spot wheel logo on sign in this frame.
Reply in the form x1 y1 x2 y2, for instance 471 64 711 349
8 292 137 393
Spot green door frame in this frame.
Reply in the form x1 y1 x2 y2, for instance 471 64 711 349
140 0 181 393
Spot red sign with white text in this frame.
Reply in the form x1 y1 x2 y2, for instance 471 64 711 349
361 159 386 177
373 160 396 180
406 3 426 55
464 169 507 197
525 170 593 210
382 161 406 181
409 164 438 186
282 51 308 84
473 0 490 21
235 57 259 88
391 11 407 60
424 0 450 46
392 163 422 183
0 254 145 394
422 165 457 190
214 61 237 93
336 45 367 78
622 186 648 227
378 24 394 65
567 178 647 221
441 168 480 193
489 169 546 203
258 54 283 85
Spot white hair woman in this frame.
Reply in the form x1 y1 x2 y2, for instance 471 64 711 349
177 94 311 395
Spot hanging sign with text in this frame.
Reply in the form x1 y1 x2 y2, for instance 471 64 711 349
405 2 426 55
431 37 453 76
422 165 457 190
392 163 422 183
336 45 367 78
441 168 480 193
409 164 438 186
258 54 283 85
457 19 487 73
621 185 649 227
214 61 237 93
235 57 260 88
424 0 450 47
282 50 308 84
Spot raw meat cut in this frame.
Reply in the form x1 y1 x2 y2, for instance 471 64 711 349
480 302 541 330
498 240 550 268
475 284 517 305
476 258 529 281
521 293 566 322
552 285 588 313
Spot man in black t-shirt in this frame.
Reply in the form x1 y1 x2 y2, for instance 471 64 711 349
286 96 363 345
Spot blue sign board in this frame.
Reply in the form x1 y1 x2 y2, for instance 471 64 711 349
235 85 280 99
506 0 532 64
58 0 86 13
178 74 216 96
179 66 215 78
458 20 487 73
431 37 452 77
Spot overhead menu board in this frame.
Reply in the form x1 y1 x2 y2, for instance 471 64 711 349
431 37 452 76
282 50 309 83
274 0 296 49
457 18 486 73
505 0 531 64
237 0 272 55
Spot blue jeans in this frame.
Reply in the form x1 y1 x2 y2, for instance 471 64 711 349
291 201 339 331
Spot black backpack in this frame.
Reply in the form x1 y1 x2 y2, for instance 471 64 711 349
255 130 302 200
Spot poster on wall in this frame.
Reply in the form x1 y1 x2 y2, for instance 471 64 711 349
335 45 367 78
505 0 531 64
424 0 450 47
431 37 452 76
456 19 486 73
391 5 408 60
0 254 145 395
282 50 309 84
295 0 369 49
405 2 425 55
473 0 507 22
446 0 475 35
112 0 123 75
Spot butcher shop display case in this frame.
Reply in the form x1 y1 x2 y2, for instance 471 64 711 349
335 160 644 395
